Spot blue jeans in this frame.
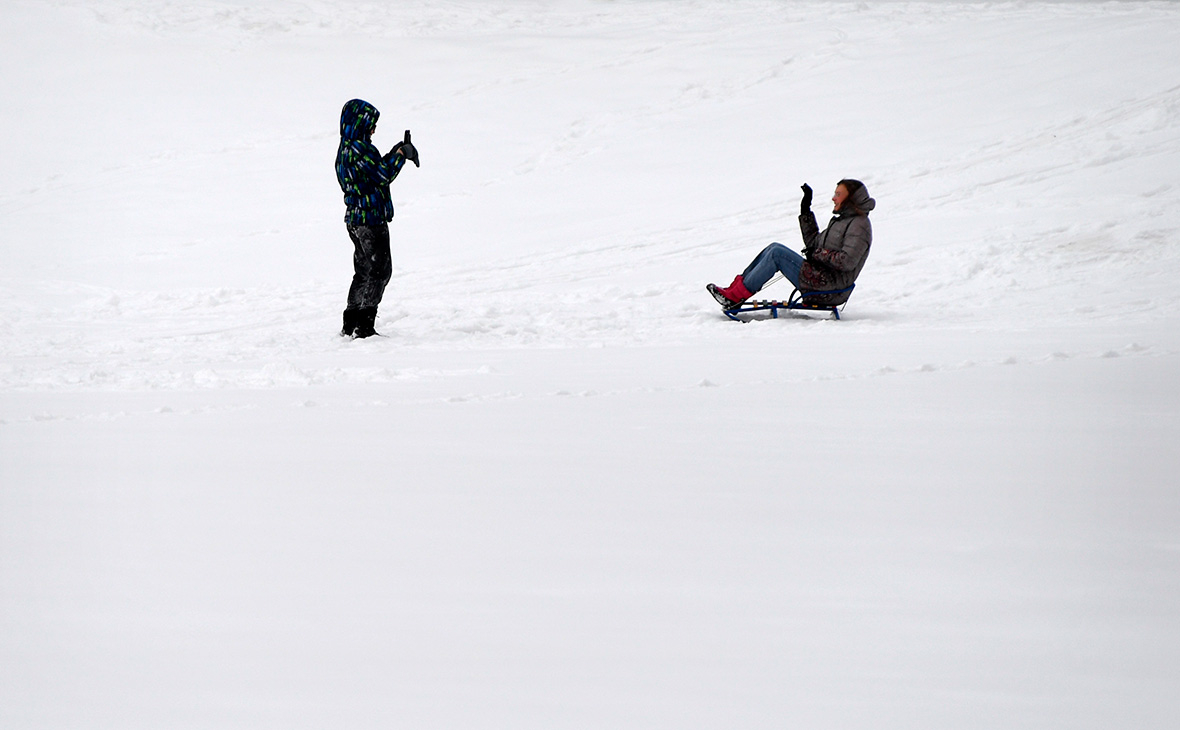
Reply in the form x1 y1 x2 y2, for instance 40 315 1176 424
741 242 803 293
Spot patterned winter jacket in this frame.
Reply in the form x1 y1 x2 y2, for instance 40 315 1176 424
797 186 875 302
335 99 407 225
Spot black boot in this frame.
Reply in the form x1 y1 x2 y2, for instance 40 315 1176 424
341 309 358 337
352 307 378 338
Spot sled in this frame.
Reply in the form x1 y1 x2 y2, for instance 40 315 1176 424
724 284 855 322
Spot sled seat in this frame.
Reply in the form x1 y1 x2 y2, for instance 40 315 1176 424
724 285 855 322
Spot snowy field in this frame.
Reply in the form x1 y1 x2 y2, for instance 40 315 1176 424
3 0 1180 727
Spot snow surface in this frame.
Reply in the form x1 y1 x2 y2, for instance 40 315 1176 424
2 1 1180 727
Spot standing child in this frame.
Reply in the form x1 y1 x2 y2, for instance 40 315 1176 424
335 98 419 338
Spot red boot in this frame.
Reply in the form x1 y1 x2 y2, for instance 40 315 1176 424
707 275 754 308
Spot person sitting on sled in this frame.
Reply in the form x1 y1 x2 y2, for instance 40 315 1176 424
335 98 419 338
707 179 875 308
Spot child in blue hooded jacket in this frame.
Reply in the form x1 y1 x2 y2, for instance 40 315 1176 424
335 98 419 338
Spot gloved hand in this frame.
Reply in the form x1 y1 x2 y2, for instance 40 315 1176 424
394 129 419 167
800 183 812 214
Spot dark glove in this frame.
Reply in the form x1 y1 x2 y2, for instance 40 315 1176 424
800 183 813 214
394 129 419 167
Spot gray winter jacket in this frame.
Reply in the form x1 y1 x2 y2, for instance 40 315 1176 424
797 185 875 302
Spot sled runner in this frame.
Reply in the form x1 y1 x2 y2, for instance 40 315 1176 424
724 284 855 322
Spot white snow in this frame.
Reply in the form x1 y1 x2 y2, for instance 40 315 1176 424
2 1 1179 727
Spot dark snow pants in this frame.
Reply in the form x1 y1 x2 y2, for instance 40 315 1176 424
345 222 392 311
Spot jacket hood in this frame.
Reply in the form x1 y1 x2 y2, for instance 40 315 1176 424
340 99 379 141
839 179 876 214
852 187 876 213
